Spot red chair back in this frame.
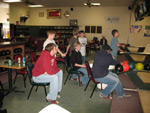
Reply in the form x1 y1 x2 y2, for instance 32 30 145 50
85 61 98 83
31 52 38 62
14 54 23 61
37 40 44 52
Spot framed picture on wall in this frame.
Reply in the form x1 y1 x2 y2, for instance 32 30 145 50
97 26 102 33
47 9 61 19
85 26 90 33
70 19 78 26
91 26 96 33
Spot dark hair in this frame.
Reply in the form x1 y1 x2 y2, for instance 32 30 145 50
79 30 85 34
45 43 56 52
112 29 118 36
73 28 79 36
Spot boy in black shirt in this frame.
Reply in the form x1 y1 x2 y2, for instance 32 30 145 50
70 41 89 85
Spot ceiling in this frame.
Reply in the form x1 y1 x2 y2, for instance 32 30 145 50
0 0 135 7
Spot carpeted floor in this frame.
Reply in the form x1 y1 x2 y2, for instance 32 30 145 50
0 53 143 113
0 51 112 113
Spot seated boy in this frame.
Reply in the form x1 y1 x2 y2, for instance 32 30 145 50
92 45 131 99
32 43 63 104
70 41 89 85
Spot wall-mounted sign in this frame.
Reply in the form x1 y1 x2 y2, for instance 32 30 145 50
47 9 61 19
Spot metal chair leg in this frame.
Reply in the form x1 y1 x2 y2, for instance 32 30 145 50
64 73 70 85
35 86 38 92
90 84 97 98
27 85 34 100
101 83 103 90
78 74 81 87
43 86 48 102
84 80 91 91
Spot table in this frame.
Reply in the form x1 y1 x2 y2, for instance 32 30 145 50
0 60 26 95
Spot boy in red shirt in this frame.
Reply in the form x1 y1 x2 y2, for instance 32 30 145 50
32 43 63 104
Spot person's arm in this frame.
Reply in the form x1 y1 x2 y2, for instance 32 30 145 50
57 48 65 57
65 45 70 56
110 55 120 65
75 63 86 68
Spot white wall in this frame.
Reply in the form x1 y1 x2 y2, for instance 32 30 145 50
9 4 150 46
20 6 131 44
9 4 30 25
0 8 9 23
129 11 150 46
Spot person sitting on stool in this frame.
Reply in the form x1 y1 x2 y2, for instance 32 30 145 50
92 45 131 100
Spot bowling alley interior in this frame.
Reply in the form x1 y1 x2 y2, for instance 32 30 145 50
0 0 150 113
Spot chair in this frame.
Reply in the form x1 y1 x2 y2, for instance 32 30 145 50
13 55 28 88
31 52 39 65
26 62 49 101
64 56 83 87
84 61 102 98
56 57 66 71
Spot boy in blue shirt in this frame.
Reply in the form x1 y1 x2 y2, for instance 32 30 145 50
110 29 125 60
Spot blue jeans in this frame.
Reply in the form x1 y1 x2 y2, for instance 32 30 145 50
94 71 124 97
82 56 86 64
32 70 63 100
78 68 89 85
71 68 89 85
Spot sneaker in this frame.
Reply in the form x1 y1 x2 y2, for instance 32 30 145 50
47 99 59 104
71 78 78 81
49 100 59 104
99 93 112 100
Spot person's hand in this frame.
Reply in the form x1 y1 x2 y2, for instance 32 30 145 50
61 53 66 58
44 72 48 74
117 43 120 47
64 53 67 56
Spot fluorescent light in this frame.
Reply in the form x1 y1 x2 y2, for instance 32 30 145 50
91 3 100 6
84 3 100 6
3 0 22 2
84 3 88 5
28 5 43 7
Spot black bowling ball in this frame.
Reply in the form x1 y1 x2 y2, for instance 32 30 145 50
6 50 11 55
1 50 6 56
14 48 18 53
144 64 150 70
115 64 123 72
18 48 22 52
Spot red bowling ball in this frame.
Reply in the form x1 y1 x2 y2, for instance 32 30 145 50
122 63 130 72
122 61 128 64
